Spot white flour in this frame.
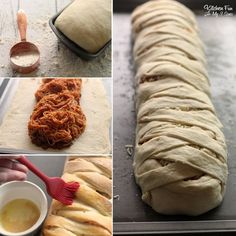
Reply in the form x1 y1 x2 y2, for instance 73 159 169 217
11 51 39 67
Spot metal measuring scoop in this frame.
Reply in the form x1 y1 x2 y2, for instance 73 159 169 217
10 9 40 74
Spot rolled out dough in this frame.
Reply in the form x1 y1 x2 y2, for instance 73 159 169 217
0 79 111 154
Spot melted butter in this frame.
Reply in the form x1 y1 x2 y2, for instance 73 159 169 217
0 199 40 233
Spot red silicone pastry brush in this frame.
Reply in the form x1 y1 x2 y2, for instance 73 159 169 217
17 155 79 205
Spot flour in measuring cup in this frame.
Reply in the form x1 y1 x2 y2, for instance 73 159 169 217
11 51 39 67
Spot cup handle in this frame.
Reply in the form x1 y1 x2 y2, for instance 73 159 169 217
17 9 27 42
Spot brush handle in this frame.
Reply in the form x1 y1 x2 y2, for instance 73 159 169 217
17 156 50 183
17 9 27 42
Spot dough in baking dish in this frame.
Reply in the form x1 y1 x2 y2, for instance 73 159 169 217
55 0 111 53
132 0 228 216
42 157 112 236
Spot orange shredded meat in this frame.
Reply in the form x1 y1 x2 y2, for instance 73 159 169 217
35 78 82 102
28 78 86 149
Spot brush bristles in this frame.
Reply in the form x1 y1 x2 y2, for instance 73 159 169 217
66 182 80 192
56 182 80 205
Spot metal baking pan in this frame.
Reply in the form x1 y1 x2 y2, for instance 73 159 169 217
0 79 9 98
0 79 19 124
113 1 236 234
49 3 111 60
0 155 110 236
0 79 10 116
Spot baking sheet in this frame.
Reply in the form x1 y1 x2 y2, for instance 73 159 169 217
113 13 236 234
0 78 111 154
0 79 18 124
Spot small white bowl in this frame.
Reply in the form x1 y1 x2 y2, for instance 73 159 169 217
0 181 48 236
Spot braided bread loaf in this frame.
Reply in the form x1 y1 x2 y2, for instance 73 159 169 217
132 0 228 216
42 157 112 236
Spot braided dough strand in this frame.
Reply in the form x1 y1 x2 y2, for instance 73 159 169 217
132 0 228 216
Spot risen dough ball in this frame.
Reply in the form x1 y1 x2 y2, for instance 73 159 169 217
55 0 111 53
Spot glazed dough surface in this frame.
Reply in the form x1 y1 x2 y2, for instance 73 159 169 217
0 79 111 154
43 156 112 236
132 0 228 216
55 0 111 53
